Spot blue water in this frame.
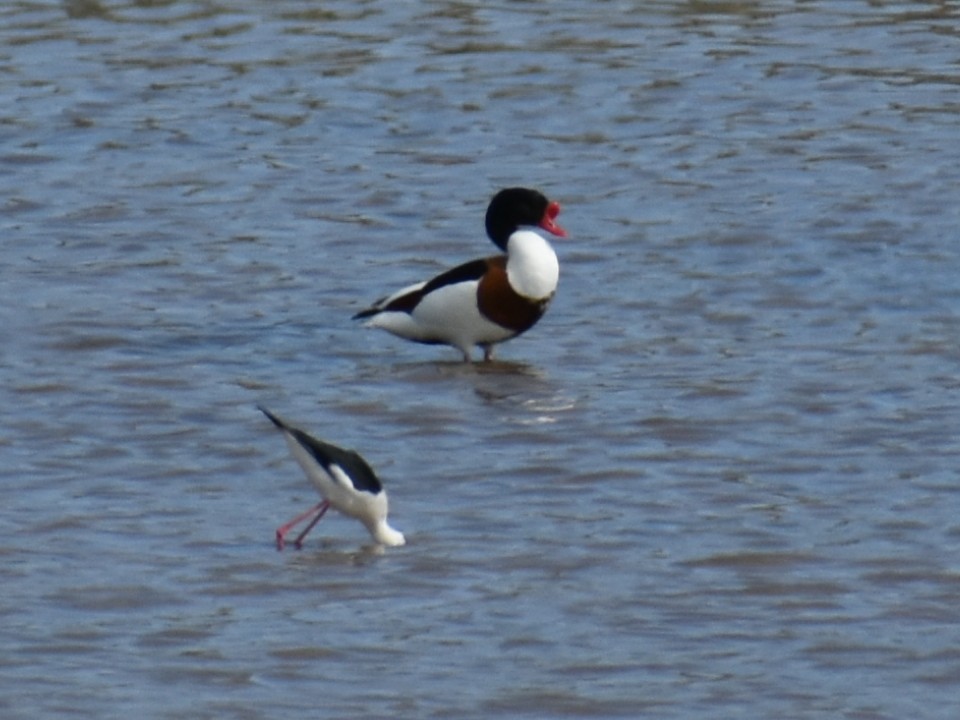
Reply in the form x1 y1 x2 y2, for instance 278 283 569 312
3 1 960 718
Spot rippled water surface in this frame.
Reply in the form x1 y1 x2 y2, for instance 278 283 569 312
4 1 960 717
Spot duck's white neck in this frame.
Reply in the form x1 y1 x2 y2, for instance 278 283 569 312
506 230 559 301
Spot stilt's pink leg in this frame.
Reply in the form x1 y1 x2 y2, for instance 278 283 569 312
276 500 329 551
292 501 330 549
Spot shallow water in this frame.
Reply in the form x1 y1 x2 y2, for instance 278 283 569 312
3 1 960 717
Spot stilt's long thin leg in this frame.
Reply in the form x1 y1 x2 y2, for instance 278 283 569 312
275 500 330 551
292 502 331 549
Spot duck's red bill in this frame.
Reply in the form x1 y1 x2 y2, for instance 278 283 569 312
539 200 567 237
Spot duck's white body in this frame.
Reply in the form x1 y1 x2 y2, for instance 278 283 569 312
360 231 559 361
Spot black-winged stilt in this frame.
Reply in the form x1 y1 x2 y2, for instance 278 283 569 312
259 407 405 549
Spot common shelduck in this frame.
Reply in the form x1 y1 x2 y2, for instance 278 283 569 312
259 407 405 549
353 187 568 362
